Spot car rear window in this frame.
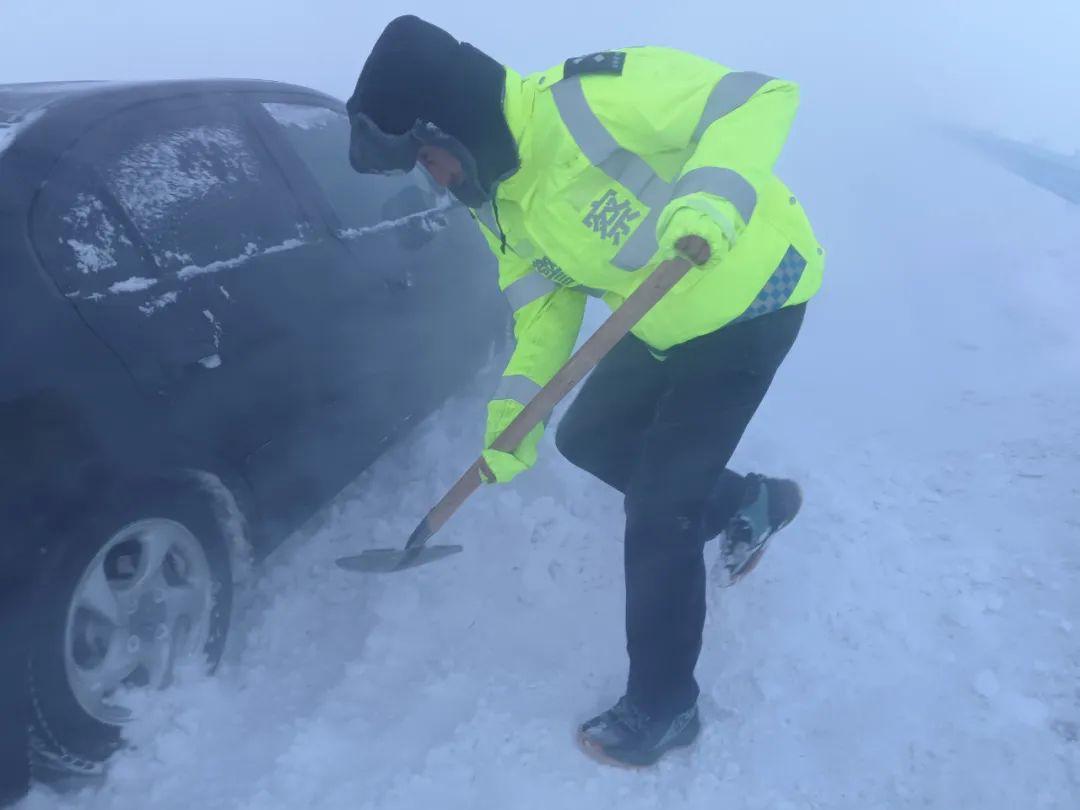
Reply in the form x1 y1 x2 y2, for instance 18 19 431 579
33 185 148 300
31 97 317 385
262 102 436 234
110 124 259 235
102 113 310 274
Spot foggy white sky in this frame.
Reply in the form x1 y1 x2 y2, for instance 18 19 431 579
2 0 1078 150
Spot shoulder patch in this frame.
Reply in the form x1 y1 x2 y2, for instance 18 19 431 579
563 51 626 78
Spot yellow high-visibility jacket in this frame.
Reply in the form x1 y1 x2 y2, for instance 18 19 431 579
476 47 824 462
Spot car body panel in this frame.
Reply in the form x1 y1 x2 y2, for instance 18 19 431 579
2 80 508 799
1 78 508 548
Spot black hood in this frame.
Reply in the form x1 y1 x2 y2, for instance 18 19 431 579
346 15 519 203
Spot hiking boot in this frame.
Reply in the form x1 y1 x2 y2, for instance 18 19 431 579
577 696 700 767
715 474 802 587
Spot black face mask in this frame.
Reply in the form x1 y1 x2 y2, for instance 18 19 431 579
349 113 492 208
446 178 488 208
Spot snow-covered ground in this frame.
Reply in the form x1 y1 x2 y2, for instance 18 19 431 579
18 98 1080 810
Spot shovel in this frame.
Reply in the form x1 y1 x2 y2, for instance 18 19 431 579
336 255 695 573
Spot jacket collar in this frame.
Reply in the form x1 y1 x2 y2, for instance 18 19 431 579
493 67 536 204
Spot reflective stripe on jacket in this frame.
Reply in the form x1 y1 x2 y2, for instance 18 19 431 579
477 46 824 423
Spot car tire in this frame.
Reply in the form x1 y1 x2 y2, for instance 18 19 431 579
25 475 233 780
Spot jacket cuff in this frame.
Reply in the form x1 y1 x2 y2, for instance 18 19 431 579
657 200 737 270
485 399 544 458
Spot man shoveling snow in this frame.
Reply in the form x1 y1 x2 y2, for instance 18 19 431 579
346 15 824 767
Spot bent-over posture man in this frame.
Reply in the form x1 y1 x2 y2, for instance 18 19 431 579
348 15 824 766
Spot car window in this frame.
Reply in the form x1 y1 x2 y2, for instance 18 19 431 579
262 102 438 234
32 166 221 382
32 174 151 304
31 97 319 386
102 104 312 274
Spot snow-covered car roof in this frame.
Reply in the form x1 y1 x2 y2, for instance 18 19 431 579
0 79 339 159
0 81 108 123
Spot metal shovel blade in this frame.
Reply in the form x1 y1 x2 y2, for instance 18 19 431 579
335 544 463 573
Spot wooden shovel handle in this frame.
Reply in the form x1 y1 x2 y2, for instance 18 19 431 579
405 256 695 550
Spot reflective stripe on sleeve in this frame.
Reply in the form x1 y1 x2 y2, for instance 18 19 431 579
692 71 775 142
503 273 560 311
493 374 542 405
672 167 757 223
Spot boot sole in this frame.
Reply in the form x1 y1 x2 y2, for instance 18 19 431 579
575 715 700 768
576 733 651 770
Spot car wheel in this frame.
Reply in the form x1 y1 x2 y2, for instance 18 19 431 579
26 478 232 778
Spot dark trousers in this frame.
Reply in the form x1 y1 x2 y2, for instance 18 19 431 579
555 304 805 716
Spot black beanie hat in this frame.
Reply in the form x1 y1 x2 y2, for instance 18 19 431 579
347 16 519 195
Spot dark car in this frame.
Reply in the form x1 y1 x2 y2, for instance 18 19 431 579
0 80 506 802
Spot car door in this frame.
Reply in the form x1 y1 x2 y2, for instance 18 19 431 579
251 98 509 443
30 91 397 536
